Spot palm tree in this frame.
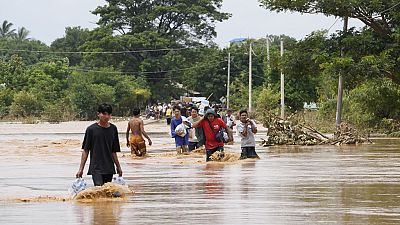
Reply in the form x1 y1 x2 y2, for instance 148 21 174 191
15 27 30 41
0 20 16 38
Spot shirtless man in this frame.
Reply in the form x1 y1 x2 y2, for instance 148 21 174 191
126 108 152 157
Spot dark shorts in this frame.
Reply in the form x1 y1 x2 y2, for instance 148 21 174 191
92 173 113 186
188 141 201 151
206 146 224 161
240 146 259 159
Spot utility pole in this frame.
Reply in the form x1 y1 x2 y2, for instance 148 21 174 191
266 36 270 71
227 52 231 109
335 16 348 127
249 42 252 112
280 39 285 119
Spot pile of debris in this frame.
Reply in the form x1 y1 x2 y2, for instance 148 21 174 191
261 117 329 146
261 116 370 146
331 122 370 145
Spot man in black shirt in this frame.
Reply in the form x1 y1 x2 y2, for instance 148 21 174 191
75 103 123 186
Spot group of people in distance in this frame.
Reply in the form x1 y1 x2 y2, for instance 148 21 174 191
75 103 260 186
168 104 260 161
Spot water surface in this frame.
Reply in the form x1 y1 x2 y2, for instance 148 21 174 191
1 135 400 224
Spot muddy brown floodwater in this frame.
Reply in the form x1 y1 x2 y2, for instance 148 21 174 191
1 120 400 224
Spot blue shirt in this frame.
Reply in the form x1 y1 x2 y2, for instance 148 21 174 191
171 117 190 147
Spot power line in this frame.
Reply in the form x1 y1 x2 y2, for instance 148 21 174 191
327 17 341 32
0 46 201 54
69 59 227 75
352 2 400 20
376 2 400 15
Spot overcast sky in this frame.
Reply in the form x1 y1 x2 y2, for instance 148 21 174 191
0 0 363 47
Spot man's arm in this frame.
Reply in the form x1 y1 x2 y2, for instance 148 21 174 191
226 127 234 142
171 119 177 137
237 121 248 138
112 152 123 177
76 150 89 178
192 117 204 128
126 122 130 147
140 119 152 145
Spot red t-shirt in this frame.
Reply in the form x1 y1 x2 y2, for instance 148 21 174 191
199 118 227 149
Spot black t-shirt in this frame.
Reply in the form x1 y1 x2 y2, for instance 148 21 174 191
82 123 121 175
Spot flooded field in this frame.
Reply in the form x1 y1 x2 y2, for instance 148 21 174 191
1 121 400 224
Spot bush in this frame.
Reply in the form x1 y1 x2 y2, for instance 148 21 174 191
10 91 44 117
255 85 280 115
43 98 76 123
343 78 400 130
0 88 15 118
70 83 115 120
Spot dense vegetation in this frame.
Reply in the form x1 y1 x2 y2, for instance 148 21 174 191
0 0 399 133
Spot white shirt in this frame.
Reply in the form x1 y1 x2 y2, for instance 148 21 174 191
236 121 256 147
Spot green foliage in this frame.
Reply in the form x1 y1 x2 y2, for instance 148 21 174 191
51 27 90 66
10 91 44 117
255 85 280 115
343 78 400 129
259 0 400 38
317 99 337 122
69 81 115 120
0 55 28 91
0 38 49 65
93 0 230 42
0 88 15 117
228 72 249 111
0 20 16 38
1 4 399 132
43 98 76 123
15 27 30 41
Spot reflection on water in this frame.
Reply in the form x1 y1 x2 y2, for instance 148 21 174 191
1 138 400 224
75 201 123 225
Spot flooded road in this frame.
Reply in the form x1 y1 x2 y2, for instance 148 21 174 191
1 121 400 224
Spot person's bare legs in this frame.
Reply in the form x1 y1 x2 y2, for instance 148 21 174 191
176 146 183 154
131 145 140 156
182 145 189 155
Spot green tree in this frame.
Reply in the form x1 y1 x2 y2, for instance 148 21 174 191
343 78 400 129
0 88 15 117
10 91 44 117
114 75 151 115
80 0 230 100
93 0 230 42
0 55 27 91
51 27 90 66
259 0 399 38
0 20 16 38
15 27 30 41
0 38 50 65
259 0 400 84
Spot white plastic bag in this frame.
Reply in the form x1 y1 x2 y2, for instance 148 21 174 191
112 176 126 185
69 178 87 196
223 130 229 142
175 123 187 137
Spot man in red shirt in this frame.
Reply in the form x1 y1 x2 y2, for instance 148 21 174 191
192 109 233 161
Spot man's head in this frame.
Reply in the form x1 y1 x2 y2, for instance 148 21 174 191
97 103 112 122
132 108 140 116
173 105 181 118
191 106 199 118
226 109 233 116
205 109 217 122
239 109 248 122
213 105 219 112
